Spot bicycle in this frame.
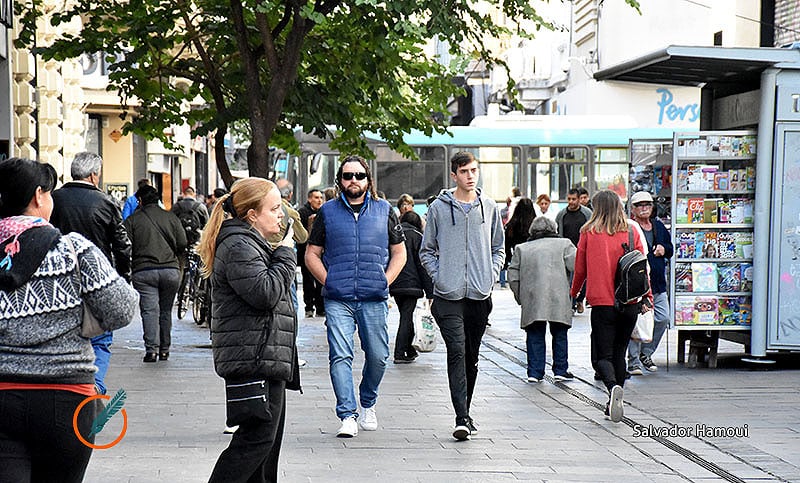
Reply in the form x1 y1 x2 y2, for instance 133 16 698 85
192 274 212 327
176 247 202 321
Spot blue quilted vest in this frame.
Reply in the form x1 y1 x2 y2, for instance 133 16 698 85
321 193 390 301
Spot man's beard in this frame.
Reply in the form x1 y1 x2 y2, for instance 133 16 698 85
344 184 365 200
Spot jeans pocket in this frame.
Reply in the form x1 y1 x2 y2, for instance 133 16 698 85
225 380 271 427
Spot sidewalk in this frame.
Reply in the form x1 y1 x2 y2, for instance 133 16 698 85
83 288 800 482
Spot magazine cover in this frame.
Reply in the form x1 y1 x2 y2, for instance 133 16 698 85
676 198 689 224
675 263 693 292
678 232 695 258
702 232 719 258
718 263 742 292
692 262 719 292
675 297 696 325
717 232 736 258
735 232 754 259
718 297 743 325
694 231 706 258
740 263 754 291
693 297 719 325
687 198 705 224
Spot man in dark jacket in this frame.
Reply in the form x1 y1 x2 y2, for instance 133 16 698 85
50 151 132 395
627 191 674 375
171 186 209 245
297 188 325 318
124 186 187 362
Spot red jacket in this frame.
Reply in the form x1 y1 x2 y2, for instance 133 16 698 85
570 227 652 307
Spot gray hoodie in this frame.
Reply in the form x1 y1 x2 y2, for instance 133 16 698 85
420 188 505 301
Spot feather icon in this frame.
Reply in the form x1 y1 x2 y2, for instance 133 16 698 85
89 388 127 436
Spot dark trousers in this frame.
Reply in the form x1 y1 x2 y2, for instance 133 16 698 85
300 264 324 314
431 296 492 426
209 380 287 483
393 296 420 359
0 389 98 483
132 268 181 353
591 305 638 392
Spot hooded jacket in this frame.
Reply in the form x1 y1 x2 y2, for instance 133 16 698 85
210 219 299 387
420 188 505 301
0 229 137 384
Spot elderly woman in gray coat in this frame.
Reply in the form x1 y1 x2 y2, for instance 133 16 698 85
508 216 576 383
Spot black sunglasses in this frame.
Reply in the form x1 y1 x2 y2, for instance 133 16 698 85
633 202 653 207
341 172 367 181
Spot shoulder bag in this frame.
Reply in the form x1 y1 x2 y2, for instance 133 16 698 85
65 237 105 338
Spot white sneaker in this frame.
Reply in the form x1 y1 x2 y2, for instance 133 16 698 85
298 359 307 368
337 416 358 437
359 406 378 431
223 425 239 434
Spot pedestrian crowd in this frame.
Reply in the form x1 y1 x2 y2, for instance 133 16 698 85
0 150 671 482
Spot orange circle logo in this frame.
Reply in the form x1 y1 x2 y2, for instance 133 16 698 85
72 394 128 449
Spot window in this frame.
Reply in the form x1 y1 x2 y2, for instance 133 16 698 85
526 146 588 202
375 146 446 201
594 147 629 201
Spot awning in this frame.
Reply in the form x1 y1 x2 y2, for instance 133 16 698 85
594 45 800 87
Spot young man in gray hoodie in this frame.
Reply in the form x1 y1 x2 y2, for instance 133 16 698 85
420 151 505 441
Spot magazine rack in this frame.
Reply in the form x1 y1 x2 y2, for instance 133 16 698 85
670 130 755 367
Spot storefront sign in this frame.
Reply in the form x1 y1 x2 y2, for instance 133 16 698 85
657 88 700 125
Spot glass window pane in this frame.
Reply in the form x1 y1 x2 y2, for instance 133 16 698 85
526 146 588 202
528 163 587 202
596 147 628 163
595 164 629 201
375 162 444 201
307 154 339 192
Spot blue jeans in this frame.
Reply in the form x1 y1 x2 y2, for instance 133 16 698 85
91 332 113 394
132 268 181 353
628 292 670 369
324 298 389 420
525 321 569 379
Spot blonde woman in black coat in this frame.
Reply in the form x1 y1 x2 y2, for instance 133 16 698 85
198 178 299 483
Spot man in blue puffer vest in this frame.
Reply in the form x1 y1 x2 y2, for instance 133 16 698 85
305 155 407 438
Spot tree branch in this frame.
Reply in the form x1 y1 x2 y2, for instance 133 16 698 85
255 12 278 71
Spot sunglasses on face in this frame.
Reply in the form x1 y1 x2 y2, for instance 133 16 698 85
634 202 653 207
341 172 367 181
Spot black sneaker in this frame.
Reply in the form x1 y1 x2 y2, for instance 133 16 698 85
640 354 658 372
466 417 478 434
553 372 574 382
453 425 470 441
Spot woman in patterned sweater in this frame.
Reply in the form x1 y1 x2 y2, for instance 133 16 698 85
0 158 138 482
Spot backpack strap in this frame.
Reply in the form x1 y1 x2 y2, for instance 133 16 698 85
628 226 634 253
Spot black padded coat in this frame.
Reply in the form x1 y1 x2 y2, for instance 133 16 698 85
210 218 299 388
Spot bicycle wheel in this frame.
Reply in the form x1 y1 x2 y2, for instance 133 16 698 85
176 269 190 320
192 275 209 325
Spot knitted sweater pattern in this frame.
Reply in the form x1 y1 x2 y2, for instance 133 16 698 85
0 233 137 384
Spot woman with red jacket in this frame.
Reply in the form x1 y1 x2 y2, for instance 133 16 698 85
570 190 652 423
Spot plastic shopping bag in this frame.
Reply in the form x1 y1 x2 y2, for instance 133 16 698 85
630 310 654 343
412 304 437 353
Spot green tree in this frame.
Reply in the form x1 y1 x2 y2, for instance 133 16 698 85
17 0 639 186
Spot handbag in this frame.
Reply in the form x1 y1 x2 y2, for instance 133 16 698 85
631 309 654 343
412 302 437 353
65 237 105 338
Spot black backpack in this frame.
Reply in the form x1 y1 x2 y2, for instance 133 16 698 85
614 227 650 309
174 201 202 243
